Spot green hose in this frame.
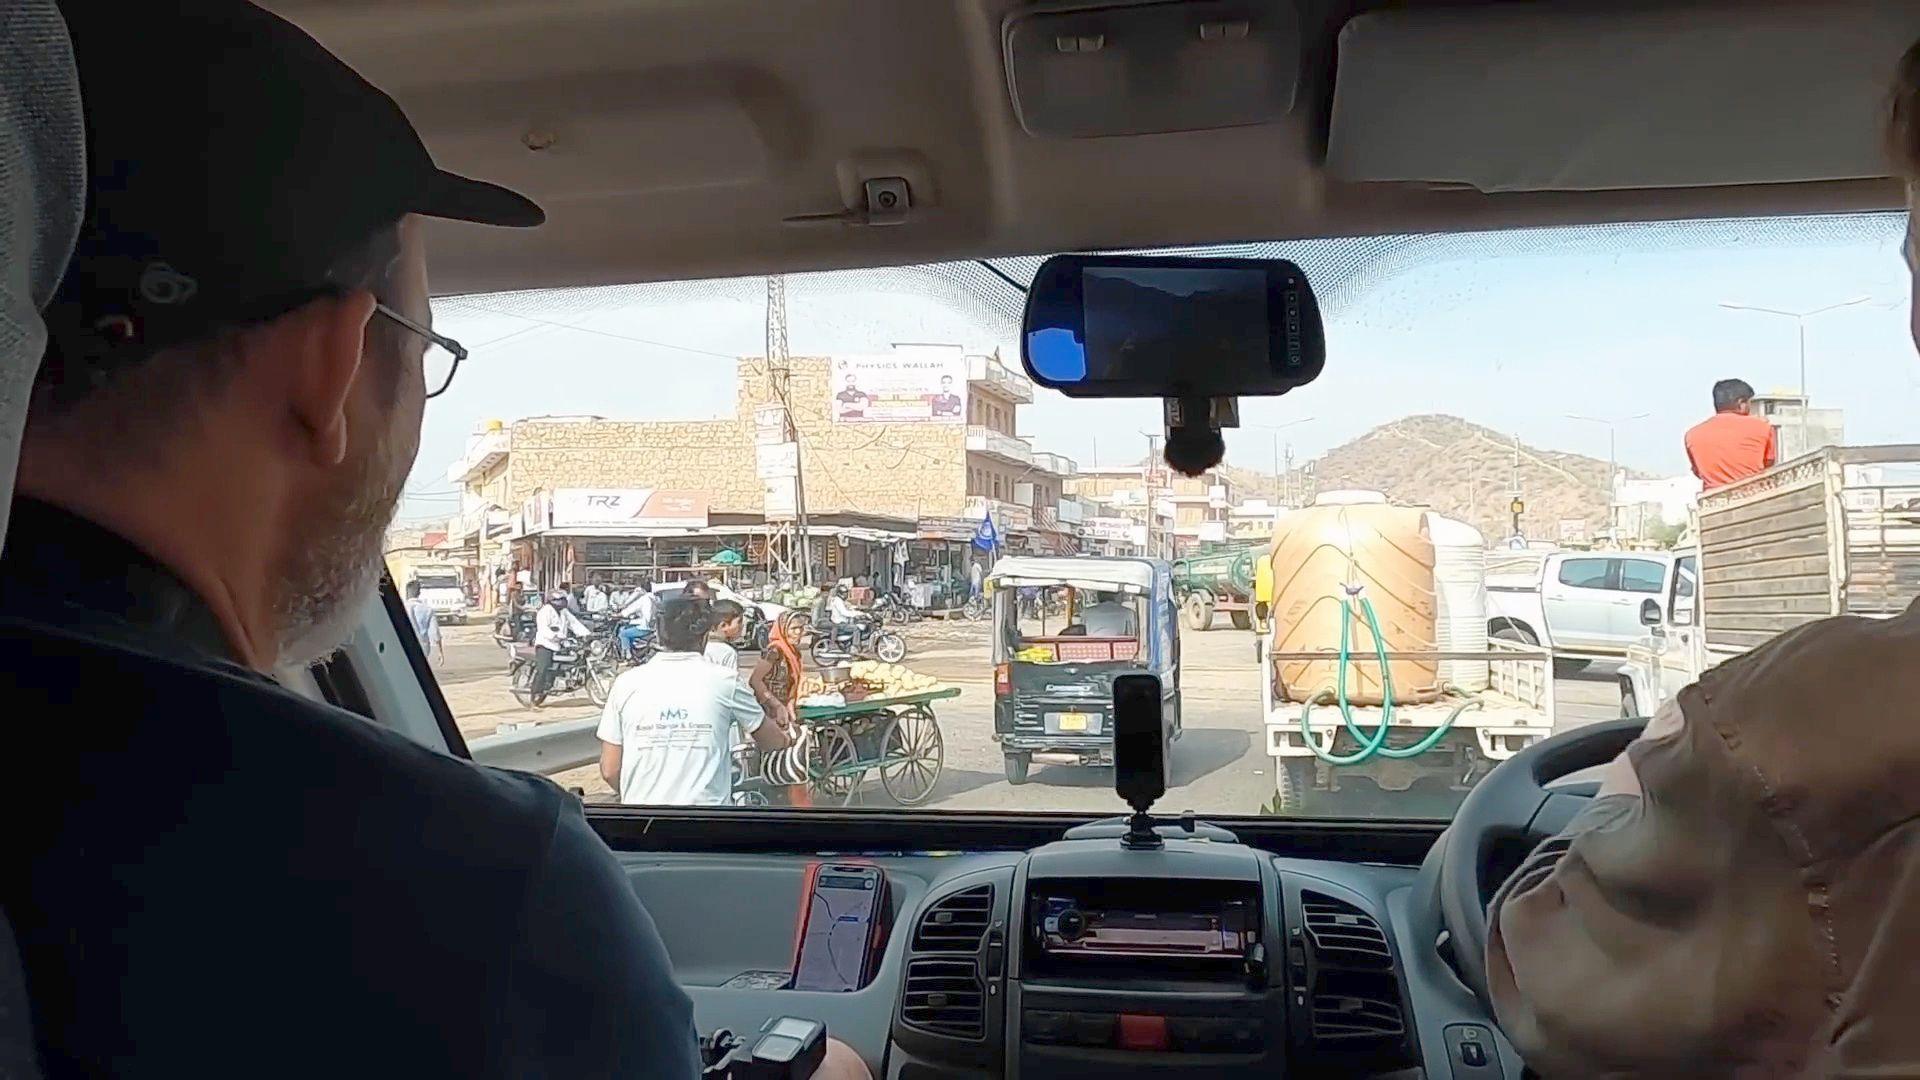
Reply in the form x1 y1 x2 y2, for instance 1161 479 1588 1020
1297 591 1483 765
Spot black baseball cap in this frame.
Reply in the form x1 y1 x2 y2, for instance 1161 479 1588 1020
47 0 543 359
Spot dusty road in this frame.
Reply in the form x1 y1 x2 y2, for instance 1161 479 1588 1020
429 618 1626 820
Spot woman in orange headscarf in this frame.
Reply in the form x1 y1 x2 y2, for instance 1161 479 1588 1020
749 610 811 806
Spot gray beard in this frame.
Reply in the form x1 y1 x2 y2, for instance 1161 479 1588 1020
271 433 407 670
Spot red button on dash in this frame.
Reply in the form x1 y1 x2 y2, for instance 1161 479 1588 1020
1116 1013 1169 1051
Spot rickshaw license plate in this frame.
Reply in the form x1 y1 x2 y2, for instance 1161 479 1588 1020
1047 711 1098 733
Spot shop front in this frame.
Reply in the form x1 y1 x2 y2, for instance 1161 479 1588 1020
910 516 980 610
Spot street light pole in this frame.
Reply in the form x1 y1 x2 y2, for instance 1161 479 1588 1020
1719 295 1868 455
1565 413 1649 543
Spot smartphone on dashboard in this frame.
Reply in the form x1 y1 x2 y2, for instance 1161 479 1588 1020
791 862 889 992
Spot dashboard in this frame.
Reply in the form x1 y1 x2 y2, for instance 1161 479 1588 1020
616 820 1522 1079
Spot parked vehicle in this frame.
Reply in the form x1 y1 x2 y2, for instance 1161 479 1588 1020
1485 548 1688 672
491 589 543 648
987 555 1180 784
1619 444 1920 717
409 568 469 626
507 639 615 707
809 612 907 666
1172 543 1262 631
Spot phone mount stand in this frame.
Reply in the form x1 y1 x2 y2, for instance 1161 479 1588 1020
1112 673 1170 851
1162 396 1239 478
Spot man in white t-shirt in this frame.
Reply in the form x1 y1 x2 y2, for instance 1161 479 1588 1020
597 597 791 805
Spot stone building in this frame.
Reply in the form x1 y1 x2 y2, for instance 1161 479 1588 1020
444 345 1078 592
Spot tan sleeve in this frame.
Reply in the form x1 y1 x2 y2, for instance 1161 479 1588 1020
1485 700 1826 1076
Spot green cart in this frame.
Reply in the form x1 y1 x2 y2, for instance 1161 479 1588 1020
795 686 959 806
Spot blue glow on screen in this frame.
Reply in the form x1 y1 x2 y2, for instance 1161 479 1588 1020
1027 326 1086 382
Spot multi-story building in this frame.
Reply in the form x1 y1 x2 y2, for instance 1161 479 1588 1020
1065 464 1236 556
443 344 1078 594
1751 392 1844 461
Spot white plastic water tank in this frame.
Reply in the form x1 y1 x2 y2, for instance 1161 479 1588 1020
1425 512 1489 692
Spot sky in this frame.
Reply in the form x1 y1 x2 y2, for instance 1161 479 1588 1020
400 212 1918 523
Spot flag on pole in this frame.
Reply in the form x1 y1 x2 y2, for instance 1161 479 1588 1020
972 513 999 553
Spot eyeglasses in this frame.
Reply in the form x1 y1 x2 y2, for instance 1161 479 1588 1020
374 303 467 399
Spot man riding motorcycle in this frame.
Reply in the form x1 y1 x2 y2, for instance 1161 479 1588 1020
531 589 592 699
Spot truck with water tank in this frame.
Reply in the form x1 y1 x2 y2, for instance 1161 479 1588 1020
1258 491 1555 814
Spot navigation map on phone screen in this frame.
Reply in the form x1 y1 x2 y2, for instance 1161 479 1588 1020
793 865 883 992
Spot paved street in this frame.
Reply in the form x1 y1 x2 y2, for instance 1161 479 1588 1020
431 618 1626 819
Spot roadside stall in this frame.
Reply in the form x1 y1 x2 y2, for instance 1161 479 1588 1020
736 661 958 807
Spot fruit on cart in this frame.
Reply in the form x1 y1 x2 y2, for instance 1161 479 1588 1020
847 661 942 695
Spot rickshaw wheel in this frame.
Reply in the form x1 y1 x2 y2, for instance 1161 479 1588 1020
878 707 944 805
810 724 862 806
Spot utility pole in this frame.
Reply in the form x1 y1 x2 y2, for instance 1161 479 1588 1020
765 276 813 585
1719 296 1868 456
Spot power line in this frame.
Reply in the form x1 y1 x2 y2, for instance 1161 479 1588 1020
450 305 741 360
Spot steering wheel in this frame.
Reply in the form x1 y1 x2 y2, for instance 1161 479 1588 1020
1438 717 1644 1007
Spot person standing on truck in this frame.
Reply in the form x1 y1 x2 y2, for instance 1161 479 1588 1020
1683 378 1778 489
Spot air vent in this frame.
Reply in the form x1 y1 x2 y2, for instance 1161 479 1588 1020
901 957 985 1039
1299 891 1405 1048
1311 990 1406 1041
912 884 993 953
1302 894 1392 970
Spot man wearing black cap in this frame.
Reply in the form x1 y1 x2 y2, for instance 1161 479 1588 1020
0 2 705 1075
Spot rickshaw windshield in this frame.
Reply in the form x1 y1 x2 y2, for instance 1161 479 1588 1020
993 585 1149 665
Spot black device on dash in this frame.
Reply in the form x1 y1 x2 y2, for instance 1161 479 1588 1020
1112 674 1167 848
791 862 888 992
700 1016 829 1080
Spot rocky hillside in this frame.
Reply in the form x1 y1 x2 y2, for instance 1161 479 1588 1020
1228 414 1623 542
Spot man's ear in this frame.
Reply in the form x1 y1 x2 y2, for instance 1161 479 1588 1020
280 290 379 467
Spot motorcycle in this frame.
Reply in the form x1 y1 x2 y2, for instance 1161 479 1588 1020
809 612 907 666
508 638 615 707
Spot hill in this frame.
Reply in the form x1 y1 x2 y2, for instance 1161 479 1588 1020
1226 414 1627 542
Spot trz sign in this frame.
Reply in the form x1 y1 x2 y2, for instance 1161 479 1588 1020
549 488 710 531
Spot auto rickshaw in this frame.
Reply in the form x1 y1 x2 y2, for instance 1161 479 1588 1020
986 555 1180 784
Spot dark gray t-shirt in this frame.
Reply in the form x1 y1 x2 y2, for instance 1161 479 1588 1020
0 499 699 1077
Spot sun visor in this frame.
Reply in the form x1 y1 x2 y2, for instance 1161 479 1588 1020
1326 2 1920 192
1004 0 1299 139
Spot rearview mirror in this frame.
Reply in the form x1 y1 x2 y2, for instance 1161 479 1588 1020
1021 254 1325 398
1639 599 1662 626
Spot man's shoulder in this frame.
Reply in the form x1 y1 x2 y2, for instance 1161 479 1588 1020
1686 606 1920 857
0 617 573 866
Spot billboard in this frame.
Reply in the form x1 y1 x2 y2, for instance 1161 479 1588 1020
548 489 709 531
829 352 968 424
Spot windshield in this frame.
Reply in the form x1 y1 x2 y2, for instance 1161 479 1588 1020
399 211 1910 820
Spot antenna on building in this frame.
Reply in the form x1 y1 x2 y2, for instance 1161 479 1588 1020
764 275 814 586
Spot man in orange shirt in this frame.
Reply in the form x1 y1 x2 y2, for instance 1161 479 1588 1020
1683 378 1778 489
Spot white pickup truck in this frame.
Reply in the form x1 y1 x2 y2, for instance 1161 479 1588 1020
409 569 470 625
1485 549 1689 673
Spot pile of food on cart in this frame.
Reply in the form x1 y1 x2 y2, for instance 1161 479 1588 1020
796 661 945 708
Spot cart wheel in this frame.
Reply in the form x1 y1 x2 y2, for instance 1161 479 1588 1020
1003 752 1031 786
874 632 907 664
879 708 944 805
731 787 770 807
810 724 863 806
1183 591 1214 631
1273 759 1313 815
